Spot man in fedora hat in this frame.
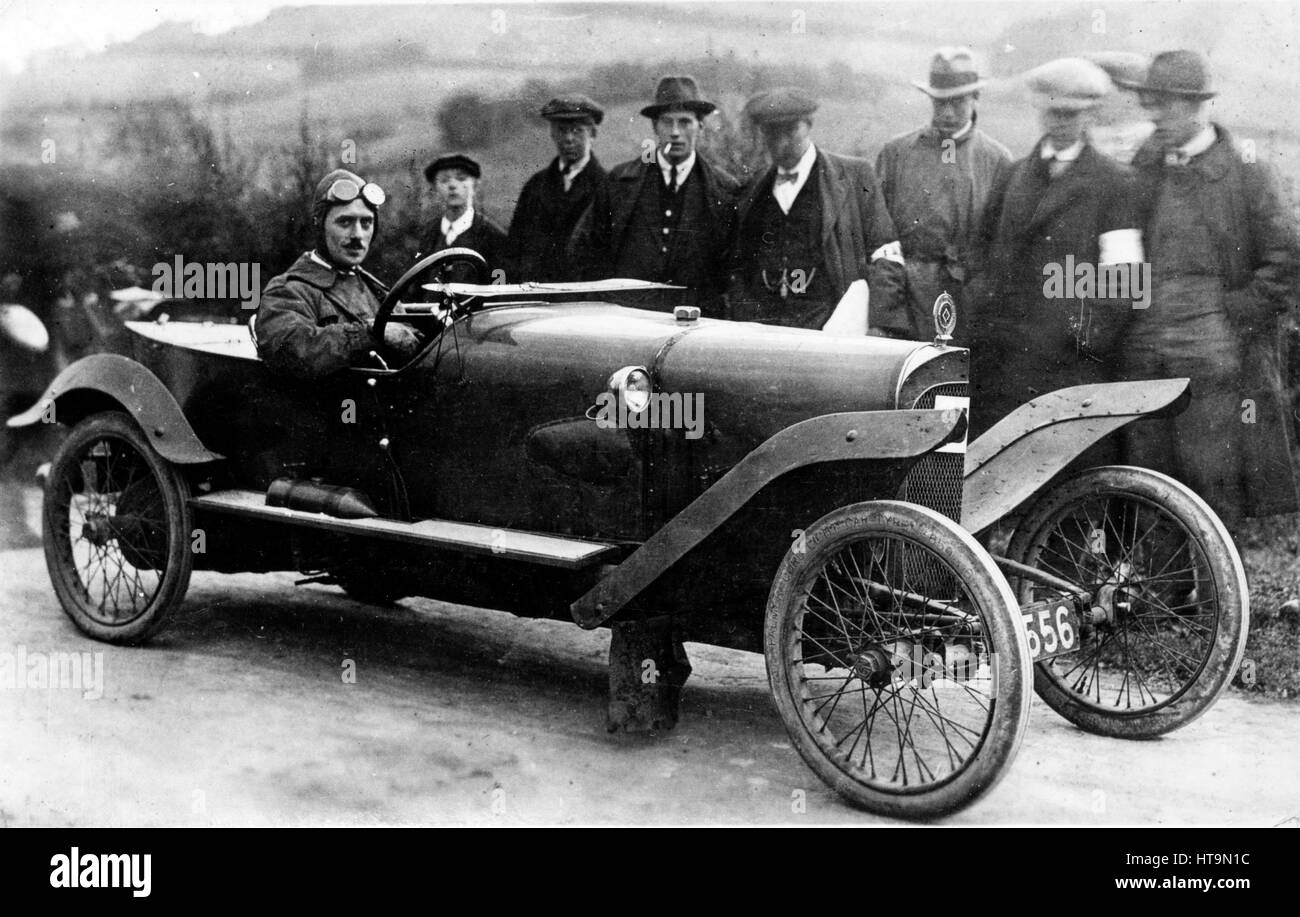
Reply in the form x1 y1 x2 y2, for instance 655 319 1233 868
417 153 507 273
728 87 909 333
1118 50 1300 522
969 57 1144 440
503 95 608 283
570 75 740 315
876 47 1012 342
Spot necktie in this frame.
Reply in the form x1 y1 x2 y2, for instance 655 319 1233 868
667 164 679 194
1164 149 1191 168
774 170 798 184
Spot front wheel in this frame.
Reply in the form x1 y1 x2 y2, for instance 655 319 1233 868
764 501 1032 820
43 411 194 644
1007 466 1248 738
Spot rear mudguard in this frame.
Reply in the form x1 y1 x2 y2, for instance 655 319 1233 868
962 378 1190 534
6 353 223 465
571 407 966 628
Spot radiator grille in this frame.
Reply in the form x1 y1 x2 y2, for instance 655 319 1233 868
898 383 967 598
899 383 967 523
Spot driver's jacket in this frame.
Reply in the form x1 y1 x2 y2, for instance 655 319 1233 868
254 251 384 380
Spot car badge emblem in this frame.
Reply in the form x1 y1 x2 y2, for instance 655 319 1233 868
933 291 956 347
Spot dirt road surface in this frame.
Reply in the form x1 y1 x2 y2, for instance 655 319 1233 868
2 539 1297 827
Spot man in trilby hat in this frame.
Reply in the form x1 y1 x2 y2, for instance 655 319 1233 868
876 47 1012 342
728 87 909 333
1119 50 1300 522
503 95 608 283
570 75 740 315
969 57 1145 441
256 168 420 380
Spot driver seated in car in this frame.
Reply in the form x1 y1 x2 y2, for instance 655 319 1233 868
255 168 421 380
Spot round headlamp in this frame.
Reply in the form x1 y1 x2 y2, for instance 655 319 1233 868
607 366 652 415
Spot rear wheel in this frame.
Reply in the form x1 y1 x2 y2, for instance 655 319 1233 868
1007 466 1248 738
43 411 193 644
764 501 1031 819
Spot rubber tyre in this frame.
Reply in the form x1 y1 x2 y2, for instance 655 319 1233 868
764 500 1032 820
1007 466 1248 738
43 411 194 644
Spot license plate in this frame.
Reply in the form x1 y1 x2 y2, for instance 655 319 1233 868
1018 599 1083 662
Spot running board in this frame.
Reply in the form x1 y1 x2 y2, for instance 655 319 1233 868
191 489 621 569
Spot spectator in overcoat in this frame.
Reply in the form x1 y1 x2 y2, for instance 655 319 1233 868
969 58 1145 440
502 95 607 283
876 47 1013 342
1118 50 1300 522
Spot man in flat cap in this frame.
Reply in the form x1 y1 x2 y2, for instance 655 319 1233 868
502 95 607 283
256 168 420 380
728 87 909 333
876 48 1012 341
570 75 740 315
1118 50 1300 522
417 153 507 272
969 57 1144 440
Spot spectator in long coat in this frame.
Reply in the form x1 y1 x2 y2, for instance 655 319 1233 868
569 76 740 316
417 153 507 275
876 48 1013 342
969 58 1145 440
1118 50 1300 522
728 88 910 334
502 95 607 283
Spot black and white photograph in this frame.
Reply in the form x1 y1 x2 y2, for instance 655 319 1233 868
0 0 1297 837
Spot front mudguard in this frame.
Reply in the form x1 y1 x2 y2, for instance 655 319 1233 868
961 379 1190 534
570 407 967 628
6 353 223 465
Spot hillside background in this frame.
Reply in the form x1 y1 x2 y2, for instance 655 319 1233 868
1 0 1298 289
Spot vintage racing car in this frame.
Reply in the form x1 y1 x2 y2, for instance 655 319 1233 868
9 249 1249 819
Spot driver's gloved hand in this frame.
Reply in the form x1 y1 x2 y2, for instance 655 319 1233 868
382 322 423 358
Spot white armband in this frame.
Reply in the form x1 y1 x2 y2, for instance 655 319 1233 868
1098 228 1144 265
870 240 906 265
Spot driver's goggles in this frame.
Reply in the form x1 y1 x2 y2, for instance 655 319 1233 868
326 178 386 207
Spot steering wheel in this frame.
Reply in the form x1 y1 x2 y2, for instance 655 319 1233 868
372 246 489 348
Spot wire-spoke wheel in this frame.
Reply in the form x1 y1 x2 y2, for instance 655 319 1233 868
43 411 194 644
765 501 1031 819
1007 466 1248 738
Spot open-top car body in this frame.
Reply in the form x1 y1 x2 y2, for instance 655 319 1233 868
10 249 1248 819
